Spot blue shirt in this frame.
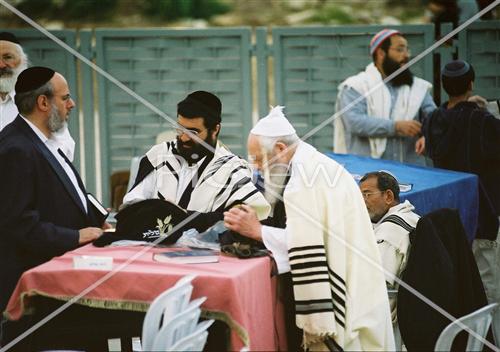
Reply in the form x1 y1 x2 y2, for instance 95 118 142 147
338 83 436 165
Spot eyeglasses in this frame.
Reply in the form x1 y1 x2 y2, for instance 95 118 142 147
175 126 207 138
361 191 384 199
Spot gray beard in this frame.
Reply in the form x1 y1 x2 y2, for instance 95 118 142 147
0 62 28 94
263 164 289 210
48 103 65 133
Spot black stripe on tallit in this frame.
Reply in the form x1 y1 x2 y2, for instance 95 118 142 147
291 270 329 278
128 156 154 192
198 155 236 185
330 286 346 311
288 245 325 255
290 260 328 271
292 278 330 286
155 159 179 182
327 266 346 287
289 252 326 262
178 154 214 209
381 214 415 232
213 165 248 201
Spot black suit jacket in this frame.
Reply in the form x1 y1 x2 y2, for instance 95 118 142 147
0 116 100 311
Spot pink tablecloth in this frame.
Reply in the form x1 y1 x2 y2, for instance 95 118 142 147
5 244 287 351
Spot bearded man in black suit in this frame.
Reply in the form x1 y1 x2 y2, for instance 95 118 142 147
0 67 105 314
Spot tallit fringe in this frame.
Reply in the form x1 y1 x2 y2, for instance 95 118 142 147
303 331 338 350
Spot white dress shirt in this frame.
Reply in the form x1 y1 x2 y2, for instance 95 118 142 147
21 115 87 213
0 91 18 130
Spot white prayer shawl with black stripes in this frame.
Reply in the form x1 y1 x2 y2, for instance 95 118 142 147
124 141 270 219
374 200 419 286
285 142 395 350
374 200 419 322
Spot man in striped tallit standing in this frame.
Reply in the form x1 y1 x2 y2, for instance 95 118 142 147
359 171 420 323
224 106 394 351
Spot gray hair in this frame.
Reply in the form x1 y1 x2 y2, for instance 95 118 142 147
15 81 54 115
258 133 300 153
13 43 29 66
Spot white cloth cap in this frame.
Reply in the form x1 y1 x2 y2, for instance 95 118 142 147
250 106 296 137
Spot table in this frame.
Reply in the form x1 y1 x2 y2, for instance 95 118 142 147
327 153 479 241
4 244 287 351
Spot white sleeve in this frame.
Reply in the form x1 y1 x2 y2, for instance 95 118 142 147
122 172 156 205
261 225 290 274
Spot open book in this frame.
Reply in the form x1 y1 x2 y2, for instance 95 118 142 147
153 249 219 264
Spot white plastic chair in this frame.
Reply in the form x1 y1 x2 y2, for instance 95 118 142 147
434 303 498 351
151 297 207 351
168 319 215 351
141 275 196 351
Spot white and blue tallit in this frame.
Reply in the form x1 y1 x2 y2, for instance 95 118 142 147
123 141 270 219
285 142 395 350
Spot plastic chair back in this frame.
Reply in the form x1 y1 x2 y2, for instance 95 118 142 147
168 319 215 352
434 303 498 351
151 297 206 351
141 275 196 351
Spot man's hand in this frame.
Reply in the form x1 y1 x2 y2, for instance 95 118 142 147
102 222 113 230
224 205 262 242
79 227 103 245
415 136 425 155
395 120 422 137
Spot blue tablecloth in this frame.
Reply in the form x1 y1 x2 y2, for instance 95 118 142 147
326 153 479 242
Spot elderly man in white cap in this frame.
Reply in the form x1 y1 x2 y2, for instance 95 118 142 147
224 106 395 351
0 32 76 160
334 29 436 165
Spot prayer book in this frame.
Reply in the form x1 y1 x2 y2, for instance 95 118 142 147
153 249 219 264
87 193 109 225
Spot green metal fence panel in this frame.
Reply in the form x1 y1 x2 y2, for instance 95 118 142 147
79 29 98 196
270 25 434 153
94 28 253 204
2 29 81 168
458 20 500 100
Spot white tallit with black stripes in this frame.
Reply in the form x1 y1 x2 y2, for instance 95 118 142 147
123 140 270 219
285 142 395 350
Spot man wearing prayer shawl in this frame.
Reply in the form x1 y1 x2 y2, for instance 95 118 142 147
123 91 270 242
224 106 395 351
334 29 436 165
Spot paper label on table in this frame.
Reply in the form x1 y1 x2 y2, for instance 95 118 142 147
73 256 113 270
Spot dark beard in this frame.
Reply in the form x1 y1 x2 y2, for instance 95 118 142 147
382 56 414 87
176 133 216 165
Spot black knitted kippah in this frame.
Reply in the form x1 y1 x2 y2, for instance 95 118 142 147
442 60 471 78
15 66 55 94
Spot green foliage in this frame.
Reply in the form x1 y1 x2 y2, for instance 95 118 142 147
15 0 118 21
143 0 230 21
309 5 354 24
